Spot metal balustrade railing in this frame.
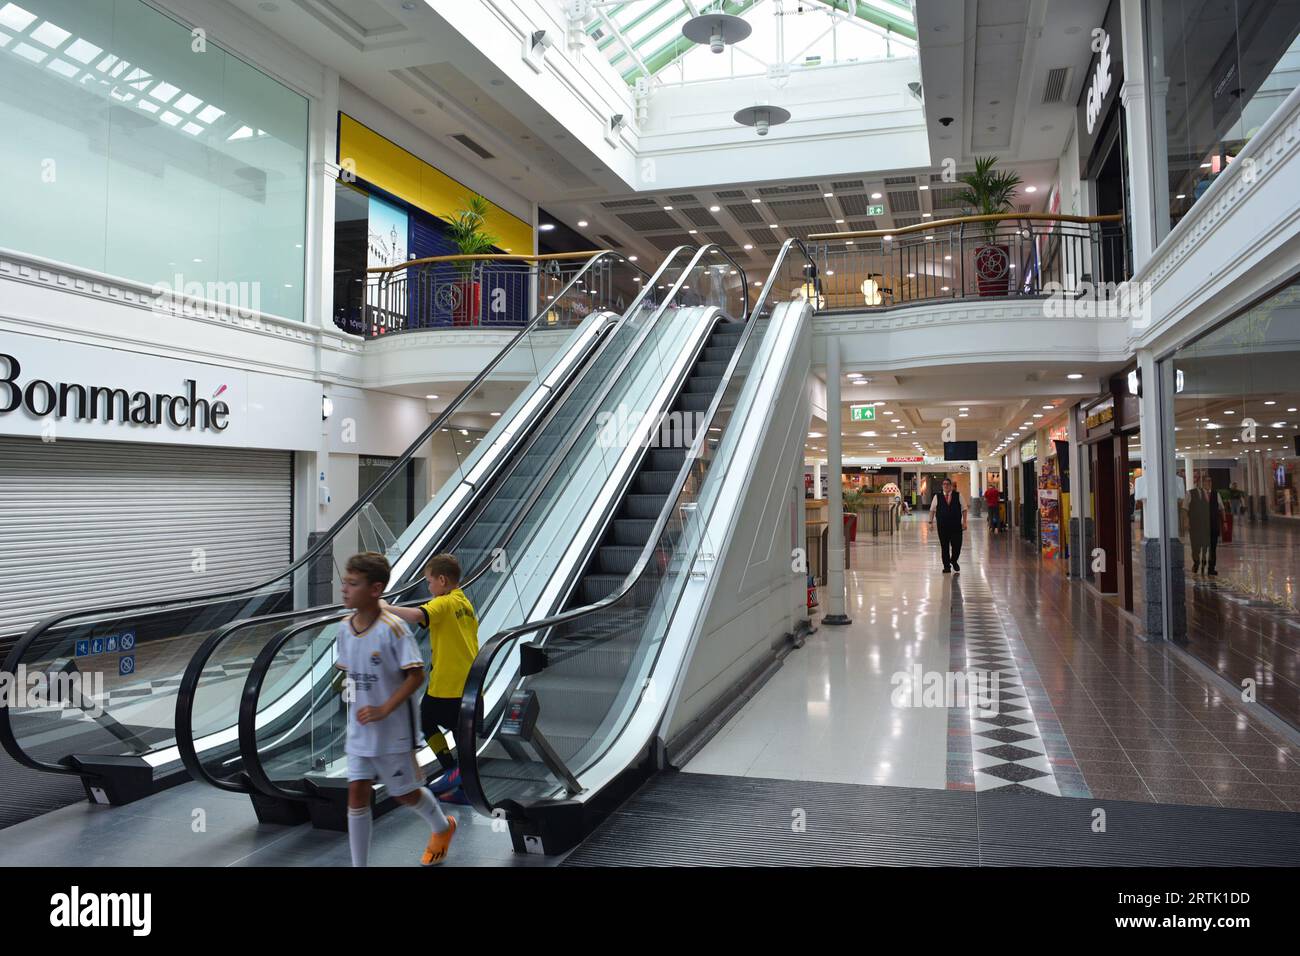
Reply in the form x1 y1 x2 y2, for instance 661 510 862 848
803 214 1127 312
336 252 607 338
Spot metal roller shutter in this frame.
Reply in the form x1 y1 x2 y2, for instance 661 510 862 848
0 437 292 641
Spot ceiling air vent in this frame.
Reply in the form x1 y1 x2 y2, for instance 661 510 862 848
1041 67 1070 104
883 175 916 186
598 234 623 248
451 133 494 160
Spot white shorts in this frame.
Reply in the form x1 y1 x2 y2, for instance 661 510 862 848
347 752 423 798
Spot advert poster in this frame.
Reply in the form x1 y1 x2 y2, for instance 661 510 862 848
1039 457 1062 560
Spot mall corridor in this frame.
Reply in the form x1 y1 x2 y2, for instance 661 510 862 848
685 516 1300 811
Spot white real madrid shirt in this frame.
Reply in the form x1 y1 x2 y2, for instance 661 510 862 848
334 609 425 757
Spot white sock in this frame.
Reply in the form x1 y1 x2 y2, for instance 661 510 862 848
407 786 449 834
348 806 372 867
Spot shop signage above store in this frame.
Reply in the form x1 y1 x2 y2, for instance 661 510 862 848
850 405 877 422
887 456 924 463
1086 403 1114 431
1076 1 1124 175
1020 438 1038 460
1 354 230 431
0 332 320 451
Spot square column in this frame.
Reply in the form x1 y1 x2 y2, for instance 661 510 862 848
823 341 850 625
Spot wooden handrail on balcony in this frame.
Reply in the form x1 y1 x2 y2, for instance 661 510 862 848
366 250 610 275
808 212 1124 242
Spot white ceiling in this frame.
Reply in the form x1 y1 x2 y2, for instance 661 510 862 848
916 0 1110 166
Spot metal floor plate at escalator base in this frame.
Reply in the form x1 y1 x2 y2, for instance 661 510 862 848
561 772 1300 867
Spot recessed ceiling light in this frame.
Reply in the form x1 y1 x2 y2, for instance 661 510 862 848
1176 193 1186 200
1042 405 1053 410
919 184 929 191
871 192 882 200
628 255 638 261
1025 185 1038 193
1067 373 1083 379
743 243 753 250
663 205 673 211
539 223 555 231
577 220 588 227
425 394 439 400
824 192 833 198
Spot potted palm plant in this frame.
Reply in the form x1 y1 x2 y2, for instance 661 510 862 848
954 156 1022 296
445 193 498 326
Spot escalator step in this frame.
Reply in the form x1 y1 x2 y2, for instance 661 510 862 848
647 448 686 472
675 392 713 413
578 574 660 605
684 376 723 394
610 518 656 545
694 360 730 378
597 545 643 575
622 494 667 519
635 471 677 495
703 346 736 363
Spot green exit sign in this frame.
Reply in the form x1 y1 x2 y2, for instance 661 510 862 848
867 204 885 216
851 405 876 422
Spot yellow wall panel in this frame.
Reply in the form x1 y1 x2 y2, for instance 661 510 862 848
338 113 533 254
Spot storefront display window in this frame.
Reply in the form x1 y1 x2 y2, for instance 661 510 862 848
1145 0 1300 241
1161 274 1300 724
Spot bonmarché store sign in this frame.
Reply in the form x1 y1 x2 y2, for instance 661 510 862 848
2 354 230 431
0 332 321 451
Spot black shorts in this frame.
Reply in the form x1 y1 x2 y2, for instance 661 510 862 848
420 695 461 739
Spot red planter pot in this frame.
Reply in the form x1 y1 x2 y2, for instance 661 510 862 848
452 279 481 326
974 243 1011 296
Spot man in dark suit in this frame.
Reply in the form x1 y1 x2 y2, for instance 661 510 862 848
930 477 968 573
1189 474 1221 575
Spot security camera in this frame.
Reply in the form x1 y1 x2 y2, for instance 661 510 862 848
908 81 922 100
531 29 554 52
939 116 954 127
610 113 626 131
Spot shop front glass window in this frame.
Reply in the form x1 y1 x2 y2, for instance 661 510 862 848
0 0 309 320
1145 0 1300 241
1164 276 1300 724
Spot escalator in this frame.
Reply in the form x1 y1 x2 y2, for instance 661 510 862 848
0 250 654 810
454 240 819 853
214 245 755 828
172 246 706 814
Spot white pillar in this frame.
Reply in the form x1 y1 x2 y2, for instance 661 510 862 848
1120 0 1158 271
813 461 823 497
824 343 851 625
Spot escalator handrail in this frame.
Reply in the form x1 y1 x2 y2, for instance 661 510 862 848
176 245 701 792
230 244 747 801
0 250 631 777
175 304 628 791
457 240 813 816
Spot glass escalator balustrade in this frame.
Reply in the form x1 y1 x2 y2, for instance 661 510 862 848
0 251 648 798
458 241 814 813
231 246 750 800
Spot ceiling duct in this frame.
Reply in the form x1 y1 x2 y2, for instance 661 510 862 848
1041 67 1070 104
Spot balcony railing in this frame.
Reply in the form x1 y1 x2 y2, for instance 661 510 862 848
335 251 607 338
802 213 1127 312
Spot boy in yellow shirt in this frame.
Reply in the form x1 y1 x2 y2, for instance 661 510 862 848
382 553 479 802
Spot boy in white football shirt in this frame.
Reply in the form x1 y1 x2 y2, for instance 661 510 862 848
335 552 456 867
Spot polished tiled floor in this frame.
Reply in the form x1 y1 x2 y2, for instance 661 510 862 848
684 516 1300 811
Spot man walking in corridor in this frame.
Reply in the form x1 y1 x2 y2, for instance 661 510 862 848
930 477 968 573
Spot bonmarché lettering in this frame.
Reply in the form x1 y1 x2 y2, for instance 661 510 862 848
0 353 229 431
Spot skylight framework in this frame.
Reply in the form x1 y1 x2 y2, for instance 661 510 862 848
584 0 918 86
